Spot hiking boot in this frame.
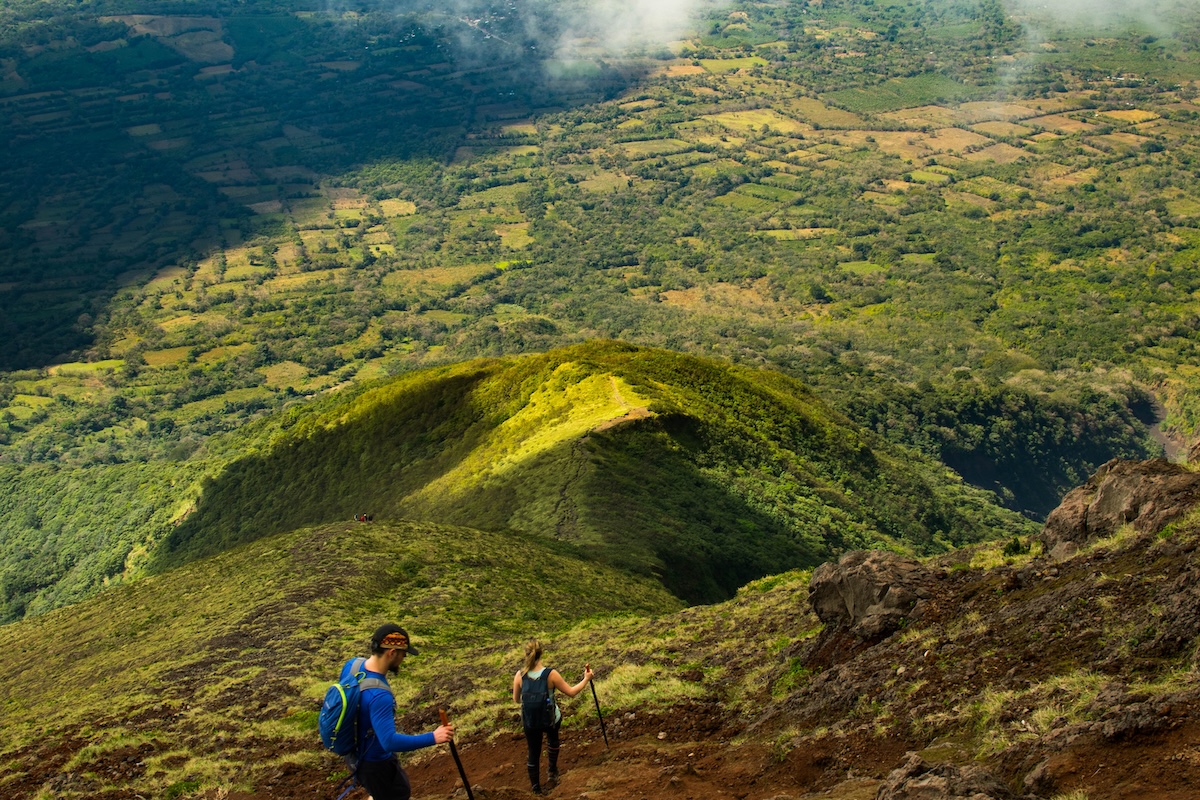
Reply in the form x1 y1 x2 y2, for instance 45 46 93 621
528 763 541 794
545 770 560 790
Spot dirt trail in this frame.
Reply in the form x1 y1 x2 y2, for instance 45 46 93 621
406 727 887 800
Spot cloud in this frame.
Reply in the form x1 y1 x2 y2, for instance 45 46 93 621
548 0 723 58
374 0 726 62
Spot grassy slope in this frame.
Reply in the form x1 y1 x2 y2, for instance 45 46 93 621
153 341 1036 602
5 509 1198 800
0 519 682 799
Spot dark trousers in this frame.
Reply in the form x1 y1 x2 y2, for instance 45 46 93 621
358 755 412 800
524 722 561 789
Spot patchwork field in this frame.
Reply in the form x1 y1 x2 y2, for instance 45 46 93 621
5 0 1200 622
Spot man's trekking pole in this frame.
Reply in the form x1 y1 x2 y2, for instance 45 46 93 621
586 664 609 749
439 708 476 800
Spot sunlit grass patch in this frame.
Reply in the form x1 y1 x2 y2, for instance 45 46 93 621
48 360 124 377
785 96 864 128
453 145 539 163
223 262 272 281
1097 108 1158 124
968 687 1027 757
579 171 628 192
272 267 346 290
955 175 1027 201
971 120 1035 138
175 386 274 420
382 263 495 289
593 662 707 711
458 183 525 209
654 62 706 77
144 347 192 367
422 309 470 325
840 260 886 275
1022 671 1108 738
703 109 809 136
962 142 1030 163
699 56 768 73
378 198 417 216
63 729 155 771
827 73 982 114
12 393 55 408
948 610 988 640
197 343 253 364
144 268 190 293
686 158 750 178
1080 524 1140 556
497 222 532 249
620 138 691 157
1026 113 1098 135
714 188 775 212
957 100 1045 121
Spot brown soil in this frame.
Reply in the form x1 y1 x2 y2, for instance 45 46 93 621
177 696 1200 800
11 502 1200 800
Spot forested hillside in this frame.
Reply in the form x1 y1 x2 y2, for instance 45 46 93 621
4 0 1197 615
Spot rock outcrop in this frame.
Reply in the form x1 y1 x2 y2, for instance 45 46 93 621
808 550 931 639
1041 457 1200 556
876 753 1028 800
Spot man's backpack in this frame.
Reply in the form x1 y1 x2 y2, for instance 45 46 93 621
319 657 391 756
521 669 557 732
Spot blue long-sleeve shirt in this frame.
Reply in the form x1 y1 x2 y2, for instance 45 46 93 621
340 658 436 762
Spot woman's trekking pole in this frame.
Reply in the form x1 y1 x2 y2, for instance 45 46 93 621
586 664 609 749
439 708 476 800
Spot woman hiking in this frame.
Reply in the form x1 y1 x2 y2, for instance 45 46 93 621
512 639 593 794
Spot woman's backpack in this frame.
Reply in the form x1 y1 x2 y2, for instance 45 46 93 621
521 669 556 732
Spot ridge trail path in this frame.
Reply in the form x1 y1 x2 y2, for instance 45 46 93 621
403 704 1200 800
406 712 892 800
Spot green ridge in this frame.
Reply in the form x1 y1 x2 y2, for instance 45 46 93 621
153 341 1034 602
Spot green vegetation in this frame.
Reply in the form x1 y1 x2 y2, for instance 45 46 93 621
0 519 683 799
4 0 1199 617
151 342 1033 604
4 507 1196 798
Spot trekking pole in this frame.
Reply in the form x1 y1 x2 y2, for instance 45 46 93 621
586 664 609 749
439 708 476 800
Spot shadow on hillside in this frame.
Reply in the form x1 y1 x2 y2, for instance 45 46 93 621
0 11 648 370
148 375 833 605
147 366 500 572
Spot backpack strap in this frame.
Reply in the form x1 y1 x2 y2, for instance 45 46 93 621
354 663 395 766
358 678 391 693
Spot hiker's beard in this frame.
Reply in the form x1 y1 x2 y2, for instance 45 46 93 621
388 662 401 675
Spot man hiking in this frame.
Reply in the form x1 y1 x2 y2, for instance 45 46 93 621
342 623 454 800
512 639 594 794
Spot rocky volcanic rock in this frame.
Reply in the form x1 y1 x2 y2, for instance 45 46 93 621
1041 457 1200 555
808 550 931 639
876 753 1029 800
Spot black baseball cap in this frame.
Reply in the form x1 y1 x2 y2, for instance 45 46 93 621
371 623 419 655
